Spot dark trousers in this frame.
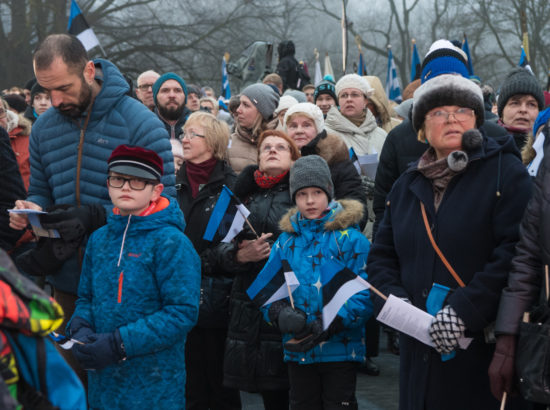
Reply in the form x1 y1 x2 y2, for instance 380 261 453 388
185 326 241 410
260 389 289 410
287 361 358 410
364 316 379 357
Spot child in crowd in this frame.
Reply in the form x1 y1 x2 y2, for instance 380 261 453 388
264 155 372 410
67 145 200 409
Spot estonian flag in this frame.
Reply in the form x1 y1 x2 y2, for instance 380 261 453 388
461 35 474 76
68 0 100 52
203 185 250 243
519 46 534 75
321 258 370 330
49 332 82 350
349 147 361 175
385 48 402 103
221 55 231 100
357 52 368 76
247 249 299 307
410 42 421 82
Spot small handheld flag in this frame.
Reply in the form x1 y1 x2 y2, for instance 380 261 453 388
49 332 84 350
519 46 534 75
203 185 250 243
68 0 101 52
385 47 402 103
349 147 361 175
247 249 300 307
221 53 231 100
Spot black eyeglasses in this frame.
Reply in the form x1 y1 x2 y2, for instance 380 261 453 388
107 176 154 190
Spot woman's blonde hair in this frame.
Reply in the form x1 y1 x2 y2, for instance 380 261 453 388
417 125 428 144
183 111 230 160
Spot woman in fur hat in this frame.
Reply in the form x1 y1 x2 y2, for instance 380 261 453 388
367 73 532 410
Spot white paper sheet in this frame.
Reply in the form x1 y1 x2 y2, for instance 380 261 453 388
357 153 379 179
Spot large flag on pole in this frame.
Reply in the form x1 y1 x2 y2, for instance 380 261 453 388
385 47 402 103
320 258 370 330
357 52 367 76
341 0 348 74
203 185 250 243
247 249 300 307
324 52 334 79
67 0 100 52
314 50 323 86
519 46 534 74
221 53 231 100
410 41 421 82
461 34 474 76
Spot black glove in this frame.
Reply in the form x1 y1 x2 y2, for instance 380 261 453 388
40 204 106 244
278 306 307 334
66 317 94 342
16 238 67 276
72 329 125 370
284 316 345 353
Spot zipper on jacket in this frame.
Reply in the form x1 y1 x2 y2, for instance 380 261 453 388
118 271 124 303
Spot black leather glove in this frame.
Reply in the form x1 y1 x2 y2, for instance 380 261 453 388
278 306 307 334
285 316 345 352
16 238 66 276
67 317 94 342
72 329 125 370
40 204 106 244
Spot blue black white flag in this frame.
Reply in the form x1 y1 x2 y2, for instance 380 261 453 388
221 55 231 100
67 0 100 52
410 42 421 82
519 47 534 74
349 147 361 175
321 258 370 330
247 249 299 307
385 48 402 103
357 52 367 76
49 332 83 350
203 185 250 243
461 35 474 76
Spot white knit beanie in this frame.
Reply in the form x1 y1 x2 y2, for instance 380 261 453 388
283 102 325 134
274 95 299 115
335 74 374 98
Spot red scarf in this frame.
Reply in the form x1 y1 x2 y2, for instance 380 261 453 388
254 169 288 189
185 157 218 198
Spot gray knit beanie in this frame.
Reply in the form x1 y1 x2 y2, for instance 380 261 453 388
241 83 280 120
289 155 334 202
412 74 484 132
497 68 544 118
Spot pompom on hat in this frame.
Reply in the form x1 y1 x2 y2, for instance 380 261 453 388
108 145 164 181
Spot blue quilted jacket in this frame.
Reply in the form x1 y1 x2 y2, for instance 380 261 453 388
264 199 373 365
72 197 200 409
26 59 175 294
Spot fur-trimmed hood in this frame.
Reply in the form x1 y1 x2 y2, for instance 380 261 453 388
301 130 349 165
279 199 364 233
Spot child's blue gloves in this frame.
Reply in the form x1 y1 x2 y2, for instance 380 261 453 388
72 329 126 370
66 316 94 342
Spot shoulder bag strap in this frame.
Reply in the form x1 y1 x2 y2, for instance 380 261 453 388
420 201 465 288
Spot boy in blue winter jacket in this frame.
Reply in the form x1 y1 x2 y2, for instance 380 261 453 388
263 155 373 410
67 145 200 409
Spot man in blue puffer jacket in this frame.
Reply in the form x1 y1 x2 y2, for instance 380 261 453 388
9 34 175 381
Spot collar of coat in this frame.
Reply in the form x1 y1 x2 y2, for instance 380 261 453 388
301 130 350 165
279 199 364 233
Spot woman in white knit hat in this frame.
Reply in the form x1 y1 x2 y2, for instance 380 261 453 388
324 73 387 157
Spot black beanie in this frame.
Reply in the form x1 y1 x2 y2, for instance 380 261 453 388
497 68 544 118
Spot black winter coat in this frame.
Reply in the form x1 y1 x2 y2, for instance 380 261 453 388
223 165 292 392
0 127 25 251
372 118 509 239
176 160 237 329
301 130 367 228
367 133 531 410
496 142 550 335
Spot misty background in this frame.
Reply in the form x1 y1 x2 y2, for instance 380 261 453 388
1 0 548 94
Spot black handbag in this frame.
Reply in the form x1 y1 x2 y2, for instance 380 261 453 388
516 265 550 404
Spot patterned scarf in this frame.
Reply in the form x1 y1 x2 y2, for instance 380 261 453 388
417 147 459 211
254 169 289 189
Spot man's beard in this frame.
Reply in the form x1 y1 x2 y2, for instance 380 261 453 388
58 80 93 119
158 101 185 121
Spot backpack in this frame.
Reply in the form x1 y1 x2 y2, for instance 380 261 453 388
5 331 86 410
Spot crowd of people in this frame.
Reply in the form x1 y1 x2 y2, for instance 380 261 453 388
1 33 550 410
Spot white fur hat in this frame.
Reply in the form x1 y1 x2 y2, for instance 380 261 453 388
335 74 374 98
283 102 325 134
274 95 299 115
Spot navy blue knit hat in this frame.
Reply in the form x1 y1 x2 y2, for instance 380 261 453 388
420 40 469 84
152 73 188 106
314 75 338 104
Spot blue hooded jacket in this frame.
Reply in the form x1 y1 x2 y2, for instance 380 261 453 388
264 199 373 364
72 197 200 409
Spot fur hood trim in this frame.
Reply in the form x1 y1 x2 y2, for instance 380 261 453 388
279 199 364 233
315 132 350 165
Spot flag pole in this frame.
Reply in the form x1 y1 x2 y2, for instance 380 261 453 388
500 392 506 410
370 284 387 301
287 283 295 309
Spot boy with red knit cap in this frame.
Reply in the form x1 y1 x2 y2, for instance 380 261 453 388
67 144 200 409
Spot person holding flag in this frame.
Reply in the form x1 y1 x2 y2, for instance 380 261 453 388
256 155 372 410
222 130 300 409
175 111 242 410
